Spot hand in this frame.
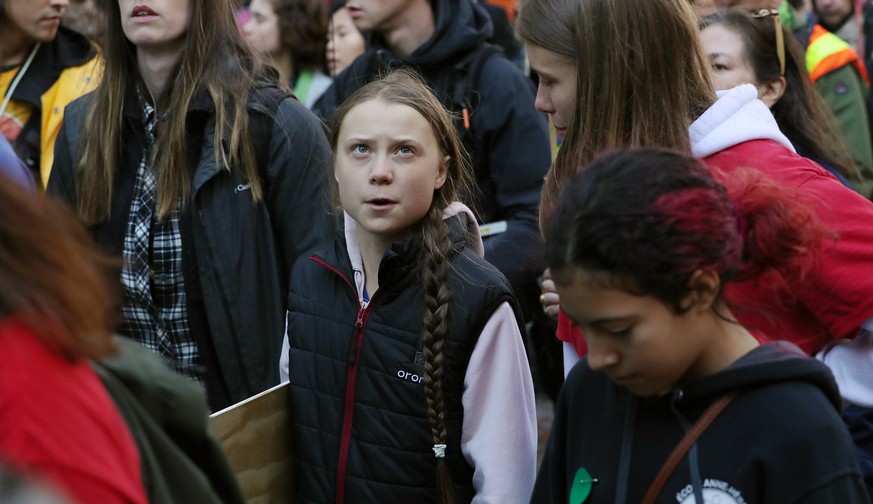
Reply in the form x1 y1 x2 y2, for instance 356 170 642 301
540 268 561 321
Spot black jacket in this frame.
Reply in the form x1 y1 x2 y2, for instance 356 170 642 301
314 0 551 297
287 214 521 503
48 86 333 409
533 342 870 503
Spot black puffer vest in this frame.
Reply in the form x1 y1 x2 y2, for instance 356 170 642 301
287 216 520 503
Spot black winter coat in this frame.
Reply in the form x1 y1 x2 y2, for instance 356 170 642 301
48 86 333 409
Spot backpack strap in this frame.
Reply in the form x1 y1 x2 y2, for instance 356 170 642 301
449 44 503 125
444 44 503 181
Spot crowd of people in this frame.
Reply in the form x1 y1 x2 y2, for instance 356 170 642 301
2 0 873 502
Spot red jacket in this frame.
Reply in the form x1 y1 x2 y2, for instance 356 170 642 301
559 139 873 357
0 318 147 504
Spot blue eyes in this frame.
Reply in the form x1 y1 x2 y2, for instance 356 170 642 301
350 145 414 156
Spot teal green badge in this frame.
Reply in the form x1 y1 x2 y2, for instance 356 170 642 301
569 467 597 504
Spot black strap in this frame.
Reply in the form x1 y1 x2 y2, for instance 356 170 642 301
441 44 502 181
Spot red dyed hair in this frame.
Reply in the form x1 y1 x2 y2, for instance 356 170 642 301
547 148 831 313
711 166 833 282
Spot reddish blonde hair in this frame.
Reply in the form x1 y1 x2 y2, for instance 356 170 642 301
0 173 117 359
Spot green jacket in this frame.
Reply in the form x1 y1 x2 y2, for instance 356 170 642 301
815 65 873 197
91 338 245 504
787 8 873 198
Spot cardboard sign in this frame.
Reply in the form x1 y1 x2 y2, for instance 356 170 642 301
211 382 293 503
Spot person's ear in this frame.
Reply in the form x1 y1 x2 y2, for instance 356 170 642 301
434 155 449 189
758 76 786 108
680 269 721 313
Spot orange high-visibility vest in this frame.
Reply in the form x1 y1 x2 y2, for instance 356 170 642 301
806 24 870 86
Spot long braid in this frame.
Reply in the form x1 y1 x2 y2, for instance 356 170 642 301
419 204 455 504
327 68 474 502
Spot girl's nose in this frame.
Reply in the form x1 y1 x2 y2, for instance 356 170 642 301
585 335 619 371
369 160 394 184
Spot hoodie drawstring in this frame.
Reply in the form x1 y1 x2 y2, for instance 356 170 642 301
614 395 637 504
670 391 706 504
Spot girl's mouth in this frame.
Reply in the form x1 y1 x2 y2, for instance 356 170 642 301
367 198 397 211
132 5 158 17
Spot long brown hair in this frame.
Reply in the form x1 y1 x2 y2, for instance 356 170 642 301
77 0 266 223
516 0 716 226
0 172 116 360
700 9 861 182
328 68 474 504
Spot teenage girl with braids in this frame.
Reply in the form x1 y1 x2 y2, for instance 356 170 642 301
283 68 537 503
535 148 868 503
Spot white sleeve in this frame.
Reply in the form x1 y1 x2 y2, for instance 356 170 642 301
816 325 873 407
279 311 290 383
563 341 581 379
461 302 537 504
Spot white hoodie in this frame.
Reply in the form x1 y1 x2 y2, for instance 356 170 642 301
689 83 794 157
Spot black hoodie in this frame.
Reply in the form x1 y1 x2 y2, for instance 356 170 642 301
315 0 552 302
533 342 870 503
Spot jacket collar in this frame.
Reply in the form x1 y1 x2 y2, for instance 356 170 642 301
342 202 482 301
6 26 96 106
121 81 217 120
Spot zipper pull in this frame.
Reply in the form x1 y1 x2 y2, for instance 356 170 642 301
348 307 366 365
354 308 365 329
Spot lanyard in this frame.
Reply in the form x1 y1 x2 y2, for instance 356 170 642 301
0 43 41 119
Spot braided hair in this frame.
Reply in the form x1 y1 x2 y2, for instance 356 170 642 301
327 68 474 503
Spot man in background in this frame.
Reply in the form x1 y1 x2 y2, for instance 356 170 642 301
0 0 100 188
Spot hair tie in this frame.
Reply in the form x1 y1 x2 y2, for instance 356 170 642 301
432 444 447 458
